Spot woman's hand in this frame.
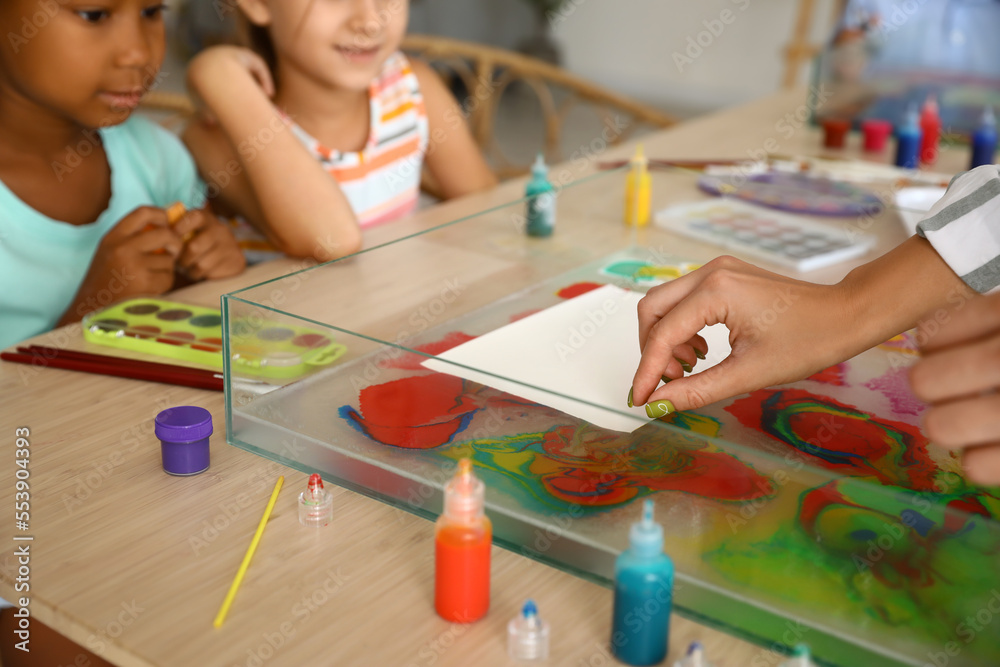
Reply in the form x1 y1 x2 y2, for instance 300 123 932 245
910 292 1000 486
631 256 856 415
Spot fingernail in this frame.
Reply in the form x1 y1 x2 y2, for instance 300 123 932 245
627 387 634 408
695 349 706 360
676 358 692 373
661 375 672 384
645 400 675 419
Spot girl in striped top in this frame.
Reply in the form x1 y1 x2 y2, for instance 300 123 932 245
183 0 496 262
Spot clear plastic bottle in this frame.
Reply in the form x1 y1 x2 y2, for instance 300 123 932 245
508 599 550 660
298 473 333 527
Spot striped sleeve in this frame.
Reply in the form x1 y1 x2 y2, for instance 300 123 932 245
916 164 1000 293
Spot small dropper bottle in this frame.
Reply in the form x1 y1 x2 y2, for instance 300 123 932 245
611 499 674 666
624 144 651 226
434 459 492 622
970 107 997 169
298 473 333 527
525 154 556 237
674 641 716 667
508 599 550 660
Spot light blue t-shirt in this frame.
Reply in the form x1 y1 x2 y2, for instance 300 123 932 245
0 115 205 349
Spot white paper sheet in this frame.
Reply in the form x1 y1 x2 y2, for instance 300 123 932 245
421 284 731 432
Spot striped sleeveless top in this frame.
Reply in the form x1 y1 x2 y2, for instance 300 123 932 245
230 52 429 263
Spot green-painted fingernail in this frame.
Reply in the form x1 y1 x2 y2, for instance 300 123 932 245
627 387 634 408
645 400 675 419
677 358 692 373
661 375 672 384
695 349 706 360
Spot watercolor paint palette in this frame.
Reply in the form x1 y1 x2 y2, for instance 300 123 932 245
83 298 346 380
655 200 875 271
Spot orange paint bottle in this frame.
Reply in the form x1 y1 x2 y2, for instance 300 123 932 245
435 459 491 623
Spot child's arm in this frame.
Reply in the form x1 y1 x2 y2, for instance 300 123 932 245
184 46 362 261
58 207 183 325
411 60 498 198
911 291 1000 485
629 235 975 412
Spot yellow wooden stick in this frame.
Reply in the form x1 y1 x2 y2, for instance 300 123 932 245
213 476 284 628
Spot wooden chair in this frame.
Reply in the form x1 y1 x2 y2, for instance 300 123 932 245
400 34 678 179
782 0 848 89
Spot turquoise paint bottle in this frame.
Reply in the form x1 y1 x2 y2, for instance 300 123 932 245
611 499 673 666
525 154 555 237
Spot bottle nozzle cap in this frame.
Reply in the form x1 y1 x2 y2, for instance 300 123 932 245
444 459 484 521
531 153 548 177
629 499 664 557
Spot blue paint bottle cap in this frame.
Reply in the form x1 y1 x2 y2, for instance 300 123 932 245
629 499 664 558
901 103 919 132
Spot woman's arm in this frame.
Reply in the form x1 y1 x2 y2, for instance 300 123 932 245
184 46 361 261
411 59 497 198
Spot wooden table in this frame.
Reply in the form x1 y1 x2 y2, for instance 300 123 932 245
0 88 970 667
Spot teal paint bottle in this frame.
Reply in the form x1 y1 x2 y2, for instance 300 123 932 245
525 154 555 237
611 499 673 666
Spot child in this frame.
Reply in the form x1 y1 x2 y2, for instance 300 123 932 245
182 0 497 263
0 0 245 352
630 165 1000 484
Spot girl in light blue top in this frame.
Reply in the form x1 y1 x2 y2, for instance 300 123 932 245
0 0 245 351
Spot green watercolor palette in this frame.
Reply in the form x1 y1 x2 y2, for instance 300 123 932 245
83 298 346 380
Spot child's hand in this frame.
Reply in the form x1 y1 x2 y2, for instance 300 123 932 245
630 256 857 412
173 208 246 281
66 207 182 322
188 46 275 125
910 292 1000 486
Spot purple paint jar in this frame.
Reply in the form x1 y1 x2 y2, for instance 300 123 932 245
154 406 212 476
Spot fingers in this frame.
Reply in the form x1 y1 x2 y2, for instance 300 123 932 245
177 217 245 280
242 50 276 97
919 292 1000 353
632 288 728 404
643 354 763 412
134 226 183 257
961 443 1000 486
922 393 1000 450
172 207 210 243
108 206 169 239
910 333 1000 403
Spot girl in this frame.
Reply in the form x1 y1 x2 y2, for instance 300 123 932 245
0 0 245 351
183 0 497 263
629 165 1000 484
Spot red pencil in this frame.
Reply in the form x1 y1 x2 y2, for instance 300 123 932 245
1 346 223 391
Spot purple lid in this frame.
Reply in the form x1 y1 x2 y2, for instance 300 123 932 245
155 406 213 442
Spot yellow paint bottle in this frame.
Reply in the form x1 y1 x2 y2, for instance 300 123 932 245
624 144 651 226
